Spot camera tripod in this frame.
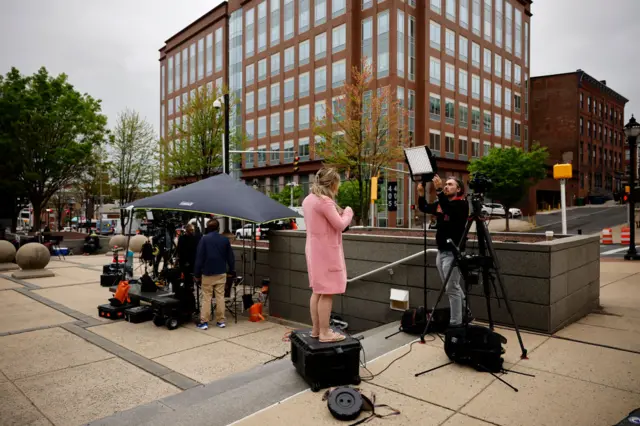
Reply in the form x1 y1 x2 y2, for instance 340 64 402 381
416 192 528 359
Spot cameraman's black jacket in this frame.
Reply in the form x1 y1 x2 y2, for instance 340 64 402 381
418 190 469 251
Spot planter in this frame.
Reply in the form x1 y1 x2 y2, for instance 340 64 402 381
263 229 599 334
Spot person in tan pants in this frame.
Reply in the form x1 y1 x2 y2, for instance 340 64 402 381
193 219 235 330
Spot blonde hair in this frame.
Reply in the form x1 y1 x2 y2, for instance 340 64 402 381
311 167 341 199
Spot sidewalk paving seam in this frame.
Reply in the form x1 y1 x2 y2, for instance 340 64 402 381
60 323 200 391
12 287 97 323
600 272 640 288
550 335 640 355
2 275 41 290
8 374 56 426
0 322 78 337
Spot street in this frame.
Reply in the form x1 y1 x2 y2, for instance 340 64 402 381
532 206 628 236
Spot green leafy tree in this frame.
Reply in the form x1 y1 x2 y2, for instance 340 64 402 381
270 184 304 207
336 181 364 223
468 144 549 231
164 85 244 185
109 109 156 207
0 67 108 231
313 59 409 225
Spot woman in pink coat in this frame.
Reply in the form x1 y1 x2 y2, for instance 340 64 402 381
302 167 354 342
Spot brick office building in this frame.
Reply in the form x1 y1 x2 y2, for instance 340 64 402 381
159 0 532 227
528 70 628 211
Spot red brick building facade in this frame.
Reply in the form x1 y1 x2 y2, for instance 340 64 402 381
159 0 532 227
527 70 628 211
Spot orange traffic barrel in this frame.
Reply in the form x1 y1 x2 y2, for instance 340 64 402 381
621 227 631 245
601 228 613 245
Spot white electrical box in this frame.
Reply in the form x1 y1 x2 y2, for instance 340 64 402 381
389 289 409 311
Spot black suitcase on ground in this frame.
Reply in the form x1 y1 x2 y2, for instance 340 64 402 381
124 305 154 323
290 329 361 392
100 273 120 287
615 408 640 425
98 303 128 320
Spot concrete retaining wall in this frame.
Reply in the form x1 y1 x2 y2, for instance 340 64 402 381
264 231 600 334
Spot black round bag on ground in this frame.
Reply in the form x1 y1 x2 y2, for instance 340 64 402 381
444 324 506 373
327 387 363 421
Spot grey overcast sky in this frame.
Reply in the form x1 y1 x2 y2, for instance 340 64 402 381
0 0 638 138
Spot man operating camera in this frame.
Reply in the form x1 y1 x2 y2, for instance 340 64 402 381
417 175 470 327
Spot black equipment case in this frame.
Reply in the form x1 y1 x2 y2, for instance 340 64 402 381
290 329 361 392
124 305 154 323
444 324 506 373
98 303 129 320
100 273 120 287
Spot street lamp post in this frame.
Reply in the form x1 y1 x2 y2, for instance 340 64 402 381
623 115 640 261
214 93 231 234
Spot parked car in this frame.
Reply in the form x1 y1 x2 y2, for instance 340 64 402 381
481 203 506 217
235 223 262 240
508 208 522 218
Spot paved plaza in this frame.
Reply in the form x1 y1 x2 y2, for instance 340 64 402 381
0 255 638 426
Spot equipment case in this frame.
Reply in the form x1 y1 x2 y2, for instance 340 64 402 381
98 303 129 320
124 305 154 323
290 329 361 392
100 274 120 287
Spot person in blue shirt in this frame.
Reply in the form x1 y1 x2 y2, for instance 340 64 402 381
194 219 235 330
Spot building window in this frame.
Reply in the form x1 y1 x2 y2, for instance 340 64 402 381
180 48 187 89
299 72 310 98
315 100 326 122
189 43 196 84
483 141 490 156
483 48 492 73
459 69 468 95
445 29 455 56
483 111 492 134
284 47 295 71
397 11 405 78
515 9 522 58
270 83 279 106
472 42 480 68
445 134 455 158
270 113 280 136
245 8 255 58
378 11 390 78
258 1 267 52
472 139 479 157
514 65 522 86
284 140 294 162
315 32 327 60
175 96 181 113
332 60 346 88
445 64 455 91
258 58 267 81
472 74 480 100
257 145 266 165
494 84 502 107
168 98 174 115
206 34 213 76
258 87 267 110
284 0 294 40
459 137 468 158
271 0 280 47
460 0 469 29
494 113 501 137
315 0 326 25
484 0 492 41
362 18 373 68
299 40 310 65
299 137 310 159
430 131 441 155
246 148 254 167
430 57 441 85
167 57 173 94
505 117 511 139
299 105 310 130
299 0 310 34
258 116 267 138
472 107 480 131
459 103 469 128
271 53 280 76
215 27 223 72
459 36 468 62
409 17 416 81
514 93 521 113
483 79 491 104
505 2 513 53
472 0 481 36
505 59 512 81
315 66 327 93
284 78 295 102
514 120 521 141
429 94 441 121
505 88 512 111
495 54 502 78
284 109 294 133
270 142 280 164
431 0 441 14
408 89 416 141
445 99 455 125
332 24 346 53
495 0 503 47
332 0 346 18
446 0 456 21
245 63 255 86
430 21 441 50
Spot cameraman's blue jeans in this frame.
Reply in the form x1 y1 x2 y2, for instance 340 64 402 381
436 250 466 326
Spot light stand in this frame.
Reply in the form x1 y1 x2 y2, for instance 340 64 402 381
623 115 640 261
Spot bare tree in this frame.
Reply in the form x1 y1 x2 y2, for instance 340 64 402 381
109 109 156 207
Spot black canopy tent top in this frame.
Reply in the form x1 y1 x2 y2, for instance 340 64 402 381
125 173 301 224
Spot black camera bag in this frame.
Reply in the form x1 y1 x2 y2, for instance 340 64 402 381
444 324 505 373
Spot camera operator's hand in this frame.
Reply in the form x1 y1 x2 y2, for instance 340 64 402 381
417 183 425 197
433 175 443 190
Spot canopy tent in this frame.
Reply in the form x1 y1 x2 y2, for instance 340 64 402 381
125 173 301 223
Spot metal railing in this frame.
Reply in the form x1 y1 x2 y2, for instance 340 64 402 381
346 248 439 284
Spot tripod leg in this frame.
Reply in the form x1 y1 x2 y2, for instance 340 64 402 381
414 361 453 377
481 224 528 359
476 219 494 329
419 253 457 343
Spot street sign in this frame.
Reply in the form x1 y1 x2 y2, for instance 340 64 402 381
387 182 398 212
553 164 572 180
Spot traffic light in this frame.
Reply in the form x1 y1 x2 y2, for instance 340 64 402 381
623 194 629 203
293 156 299 173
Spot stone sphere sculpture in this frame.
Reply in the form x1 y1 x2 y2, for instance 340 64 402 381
129 234 148 253
16 243 50 270
109 234 127 250
0 240 17 263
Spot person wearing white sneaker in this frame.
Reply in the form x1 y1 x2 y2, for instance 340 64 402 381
194 219 235 330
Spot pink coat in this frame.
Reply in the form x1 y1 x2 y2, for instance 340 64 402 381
302 194 354 294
